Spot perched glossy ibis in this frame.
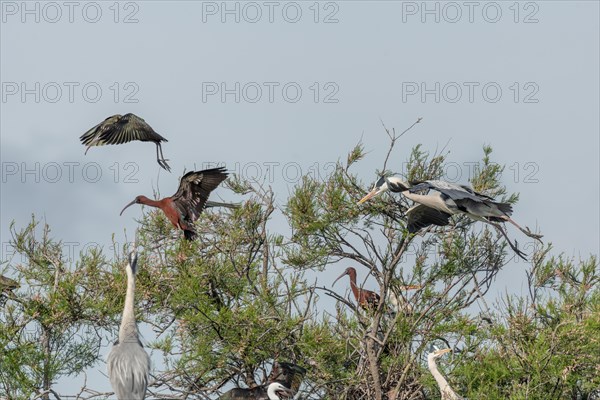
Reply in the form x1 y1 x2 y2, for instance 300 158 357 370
333 267 380 310
427 348 461 400
107 246 150 400
359 176 542 260
80 113 171 172
120 167 233 240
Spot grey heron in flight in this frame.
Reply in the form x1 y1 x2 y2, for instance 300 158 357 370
80 113 171 172
427 348 462 400
218 382 293 399
107 246 150 400
358 176 542 259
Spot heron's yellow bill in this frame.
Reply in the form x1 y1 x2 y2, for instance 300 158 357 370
358 189 378 204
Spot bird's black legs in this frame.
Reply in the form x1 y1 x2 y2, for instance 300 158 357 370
489 222 528 261
155 143 171 172
502 216 543 241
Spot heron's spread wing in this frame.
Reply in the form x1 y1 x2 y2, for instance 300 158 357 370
409 181 489 203
107 341 150 400
452 197 513 218
172 167 229 223
406 204 452 233
411 180 498 202
80 113 167 147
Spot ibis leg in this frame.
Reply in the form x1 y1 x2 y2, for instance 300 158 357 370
155 143 171 172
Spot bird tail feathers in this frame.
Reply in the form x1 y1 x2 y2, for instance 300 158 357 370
205 201 240 209
495 202 513 216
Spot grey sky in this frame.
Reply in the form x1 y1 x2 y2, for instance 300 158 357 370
1 0 599 396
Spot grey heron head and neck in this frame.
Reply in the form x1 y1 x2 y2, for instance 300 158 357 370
358 175 410 204
267 382 293 400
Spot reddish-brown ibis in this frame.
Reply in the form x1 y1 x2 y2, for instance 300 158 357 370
333 267 380 310
80 113 171 172
120 167 232 240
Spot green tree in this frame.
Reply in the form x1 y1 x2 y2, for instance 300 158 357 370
1 123 598 400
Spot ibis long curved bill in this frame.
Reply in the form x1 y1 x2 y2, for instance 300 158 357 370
332 271 347 286
120 199 138 216
332 267 380 310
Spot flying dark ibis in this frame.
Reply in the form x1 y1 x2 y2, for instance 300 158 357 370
120 167 235 240
358 176 542 259
333 267 380 310
80 113 171 172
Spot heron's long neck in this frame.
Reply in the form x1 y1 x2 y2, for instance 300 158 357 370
119 266 138 340
428 357 452 397
404 191 454 214
267 386 280 400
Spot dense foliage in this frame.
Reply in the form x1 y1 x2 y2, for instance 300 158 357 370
1 130 598 400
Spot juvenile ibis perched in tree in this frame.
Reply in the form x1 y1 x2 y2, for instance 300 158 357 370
333 267 380 310
358 176 542 260
427 348 462 400
107 246 150 400
80 113 171 172
120 167 234 240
